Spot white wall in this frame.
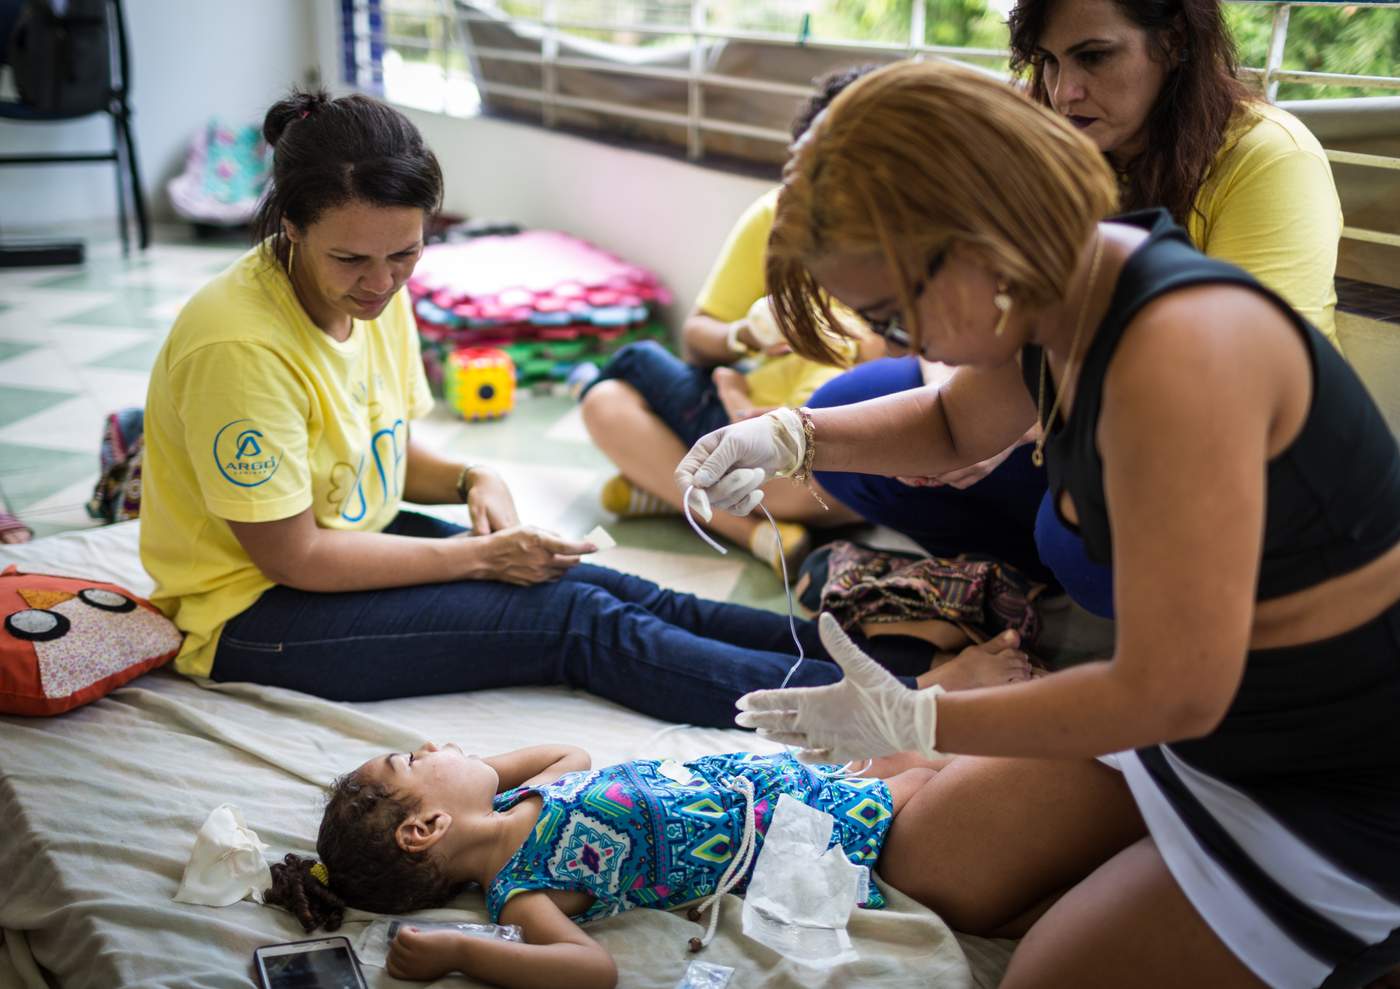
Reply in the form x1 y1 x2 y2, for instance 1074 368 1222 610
0 0 318 227
402 108 777 324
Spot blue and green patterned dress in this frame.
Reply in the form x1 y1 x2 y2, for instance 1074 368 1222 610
486 752 895 923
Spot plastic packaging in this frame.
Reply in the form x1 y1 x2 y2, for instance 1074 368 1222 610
356 918 523 968
674 960 735 989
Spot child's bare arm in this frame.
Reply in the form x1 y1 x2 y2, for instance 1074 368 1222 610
387 900 616 989
437 891 615 989
883 766 940 815
484 746 592 792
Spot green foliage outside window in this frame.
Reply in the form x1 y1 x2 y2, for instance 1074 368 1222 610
390 0 1398 99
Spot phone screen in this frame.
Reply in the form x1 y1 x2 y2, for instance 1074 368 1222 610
259 942 364 989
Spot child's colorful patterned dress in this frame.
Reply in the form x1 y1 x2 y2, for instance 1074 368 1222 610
486 752 894 923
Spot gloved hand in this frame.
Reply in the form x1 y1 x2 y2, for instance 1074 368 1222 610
735 613 945 763
675 407 805 518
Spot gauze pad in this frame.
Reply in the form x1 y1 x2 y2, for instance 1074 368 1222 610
584 525 617 552
173 804 272 907
741 794 864 968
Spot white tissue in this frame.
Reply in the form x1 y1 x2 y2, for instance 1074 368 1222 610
741 794 862 968
173 804 272 907
584 525 617 552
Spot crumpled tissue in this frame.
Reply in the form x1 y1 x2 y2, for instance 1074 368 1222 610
173 804 272 906
741 793 865 968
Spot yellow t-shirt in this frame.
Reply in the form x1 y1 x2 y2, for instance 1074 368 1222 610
1187 100 1342 346
693 188 850 407
140 246 434 678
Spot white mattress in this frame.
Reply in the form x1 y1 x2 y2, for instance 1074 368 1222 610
0 522 1012 989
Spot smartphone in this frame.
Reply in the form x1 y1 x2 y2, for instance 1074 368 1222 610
253 936 369 989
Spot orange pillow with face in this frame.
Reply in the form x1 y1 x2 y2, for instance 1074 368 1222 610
1 565 183 716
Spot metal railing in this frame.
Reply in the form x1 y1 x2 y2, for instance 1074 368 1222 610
358 0 1400 250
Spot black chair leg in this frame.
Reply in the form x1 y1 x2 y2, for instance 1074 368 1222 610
114 105 148 250
112 116 130 255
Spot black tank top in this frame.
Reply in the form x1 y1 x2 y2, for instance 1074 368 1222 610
1022 209 1400 600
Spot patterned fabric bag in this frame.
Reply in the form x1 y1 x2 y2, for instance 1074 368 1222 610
86 407 144 524
817 540 1045 649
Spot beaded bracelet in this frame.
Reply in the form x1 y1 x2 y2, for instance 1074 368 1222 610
789 406 828 510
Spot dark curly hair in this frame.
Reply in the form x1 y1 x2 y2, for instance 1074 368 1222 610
252 87 444 266
264 771 461 932
790 64 885 141
1008 0 1251 228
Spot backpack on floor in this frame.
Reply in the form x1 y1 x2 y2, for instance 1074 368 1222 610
7 0 112 115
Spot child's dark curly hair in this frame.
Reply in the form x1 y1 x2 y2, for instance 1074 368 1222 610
264 771 462 931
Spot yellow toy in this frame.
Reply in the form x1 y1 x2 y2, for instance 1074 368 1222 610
445 347 516 420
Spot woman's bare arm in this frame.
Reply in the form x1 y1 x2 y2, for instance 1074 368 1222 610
808 358 1037 478
931 288 1281 757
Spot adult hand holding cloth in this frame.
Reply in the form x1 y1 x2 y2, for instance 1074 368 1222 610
736 614 946 763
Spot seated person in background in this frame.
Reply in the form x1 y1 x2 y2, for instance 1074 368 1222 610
579 68 882 576
580 280 876 575
265 741 937 988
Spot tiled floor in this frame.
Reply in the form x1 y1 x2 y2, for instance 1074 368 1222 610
0 227 788 611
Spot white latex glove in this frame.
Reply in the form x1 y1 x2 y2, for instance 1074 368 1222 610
735 613 945 764
675 407 805 518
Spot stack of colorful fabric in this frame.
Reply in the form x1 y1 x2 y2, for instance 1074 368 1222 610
408 229 673 390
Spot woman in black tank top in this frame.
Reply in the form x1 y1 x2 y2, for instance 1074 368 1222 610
678 61 1400 989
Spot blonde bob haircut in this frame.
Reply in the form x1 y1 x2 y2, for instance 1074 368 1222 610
768 59 1119 365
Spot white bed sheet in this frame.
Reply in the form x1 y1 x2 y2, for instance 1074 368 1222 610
0 522 1013 989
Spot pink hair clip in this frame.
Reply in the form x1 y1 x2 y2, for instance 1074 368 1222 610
299 110 310 120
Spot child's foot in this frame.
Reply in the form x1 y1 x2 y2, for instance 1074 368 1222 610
916 630 1032 691
600 475 680 517
748 520 811 578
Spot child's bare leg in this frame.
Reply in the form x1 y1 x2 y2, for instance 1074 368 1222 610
868 752 955 779
757 477 862 527
581 379 760 547
884 767 939 814
864 618 969 651
916 630 1034 691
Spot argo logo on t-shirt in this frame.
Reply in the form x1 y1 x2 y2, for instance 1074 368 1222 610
213 418 282 487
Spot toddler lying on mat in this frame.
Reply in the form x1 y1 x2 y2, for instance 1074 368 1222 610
265 742 934 987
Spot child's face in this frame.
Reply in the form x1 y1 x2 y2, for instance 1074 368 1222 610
358 741 499 817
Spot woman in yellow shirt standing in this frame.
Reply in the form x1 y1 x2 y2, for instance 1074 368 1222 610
139 90 954 724
804 0 1343 618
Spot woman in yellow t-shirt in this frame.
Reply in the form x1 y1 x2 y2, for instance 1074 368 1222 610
579 69 888 578
804 0 1343 617
139 90 949 723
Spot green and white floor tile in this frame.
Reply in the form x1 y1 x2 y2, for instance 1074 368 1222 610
0 227 787 609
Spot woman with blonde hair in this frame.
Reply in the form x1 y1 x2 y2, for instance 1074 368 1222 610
801 0 1342 618
679 60 1400 988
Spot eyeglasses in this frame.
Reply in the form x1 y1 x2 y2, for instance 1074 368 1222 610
862 249 948 351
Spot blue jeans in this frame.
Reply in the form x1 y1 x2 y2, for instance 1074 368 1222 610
582 340 730 447
807 358 1052 581
211 511 920 727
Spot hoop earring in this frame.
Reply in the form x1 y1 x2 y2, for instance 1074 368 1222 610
993 282 1013 337
286 241 296 277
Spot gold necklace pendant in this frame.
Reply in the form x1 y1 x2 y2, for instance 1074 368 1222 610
1031 231 1104 470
